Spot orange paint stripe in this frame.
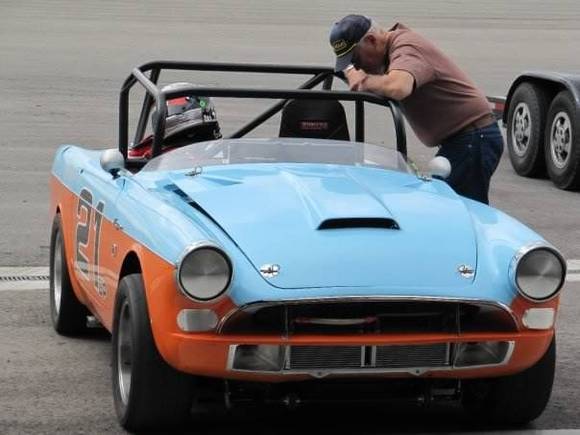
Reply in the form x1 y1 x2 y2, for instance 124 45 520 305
50 176 237 335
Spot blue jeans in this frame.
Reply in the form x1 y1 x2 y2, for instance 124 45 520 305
436 122 504 205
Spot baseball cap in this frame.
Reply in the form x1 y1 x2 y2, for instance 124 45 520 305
329 14 372 72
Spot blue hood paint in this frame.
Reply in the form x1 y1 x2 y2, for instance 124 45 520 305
166 164 478 290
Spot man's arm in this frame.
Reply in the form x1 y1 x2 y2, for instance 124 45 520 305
347 68 415 101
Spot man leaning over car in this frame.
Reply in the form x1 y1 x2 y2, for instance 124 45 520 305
329 15 504 205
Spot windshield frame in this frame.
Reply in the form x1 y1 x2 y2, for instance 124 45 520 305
141 137 411 174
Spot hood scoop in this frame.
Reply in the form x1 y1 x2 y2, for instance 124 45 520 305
318 218 400 230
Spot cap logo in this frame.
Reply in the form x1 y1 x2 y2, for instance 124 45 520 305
332 39 353 56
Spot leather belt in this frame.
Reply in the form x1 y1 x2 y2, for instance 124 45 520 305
440 113 497 145
453 113 496 136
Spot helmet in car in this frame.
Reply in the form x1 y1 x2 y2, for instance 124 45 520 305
152 82 222 144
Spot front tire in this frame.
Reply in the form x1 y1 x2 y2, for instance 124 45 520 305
544 90 580 190
112 274 194 432
506 82 549 177
462 337 556 425
49 214 88 335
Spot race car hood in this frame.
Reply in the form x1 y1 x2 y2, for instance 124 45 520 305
168 164 478 290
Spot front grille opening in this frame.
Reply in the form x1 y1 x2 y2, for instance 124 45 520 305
220 301 517 336
229 341 510 374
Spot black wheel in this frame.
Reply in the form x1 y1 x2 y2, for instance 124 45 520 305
49 214 88 335
506 82 550 177
544 90 580 190
462 337 556 425
112 274 194 432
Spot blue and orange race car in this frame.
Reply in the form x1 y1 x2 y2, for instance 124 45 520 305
49 61 567 432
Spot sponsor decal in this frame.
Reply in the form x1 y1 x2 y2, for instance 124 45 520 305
300 120 329 131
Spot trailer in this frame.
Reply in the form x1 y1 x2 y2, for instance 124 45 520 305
490 72 580 191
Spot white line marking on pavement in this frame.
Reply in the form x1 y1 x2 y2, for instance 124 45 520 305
471 431 580 435
0 266 49 277
0 267 49 291
566 259 580 282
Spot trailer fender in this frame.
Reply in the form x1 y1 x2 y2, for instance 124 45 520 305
503 71 580 124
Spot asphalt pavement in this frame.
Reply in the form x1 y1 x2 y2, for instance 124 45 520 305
1 1 579 433
1 279 579 434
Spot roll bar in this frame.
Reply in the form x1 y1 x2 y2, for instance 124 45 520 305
119 61 407 159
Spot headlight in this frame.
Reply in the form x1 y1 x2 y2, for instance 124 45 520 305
511 245 566 301
177 243 232 301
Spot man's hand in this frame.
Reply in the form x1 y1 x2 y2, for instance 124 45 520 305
345 68 369 92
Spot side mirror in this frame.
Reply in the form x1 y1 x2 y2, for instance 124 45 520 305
428 156 451 179
100 149 125 177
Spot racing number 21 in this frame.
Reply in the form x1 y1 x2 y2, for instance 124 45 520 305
75 188 106 297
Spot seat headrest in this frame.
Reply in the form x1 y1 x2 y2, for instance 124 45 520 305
279 99 350 141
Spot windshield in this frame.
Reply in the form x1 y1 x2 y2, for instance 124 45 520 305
141 137 411 173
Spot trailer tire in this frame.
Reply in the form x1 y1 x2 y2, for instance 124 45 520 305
506 82 549 177
545 90 580 190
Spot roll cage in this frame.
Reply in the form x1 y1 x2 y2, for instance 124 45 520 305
119 61 407 164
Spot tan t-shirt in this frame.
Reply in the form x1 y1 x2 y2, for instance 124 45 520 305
386 23 491 147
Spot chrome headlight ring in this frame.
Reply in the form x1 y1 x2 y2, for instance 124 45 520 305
509 242 566 302
176 241 233 302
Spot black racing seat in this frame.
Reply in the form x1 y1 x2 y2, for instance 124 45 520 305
279 99 350 141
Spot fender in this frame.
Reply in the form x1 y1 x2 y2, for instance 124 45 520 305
503 71 580 123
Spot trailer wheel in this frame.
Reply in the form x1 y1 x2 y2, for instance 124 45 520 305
545 90 580 190
506 83 549 177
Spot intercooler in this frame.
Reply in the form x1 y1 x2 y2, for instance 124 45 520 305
288 343 450 370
